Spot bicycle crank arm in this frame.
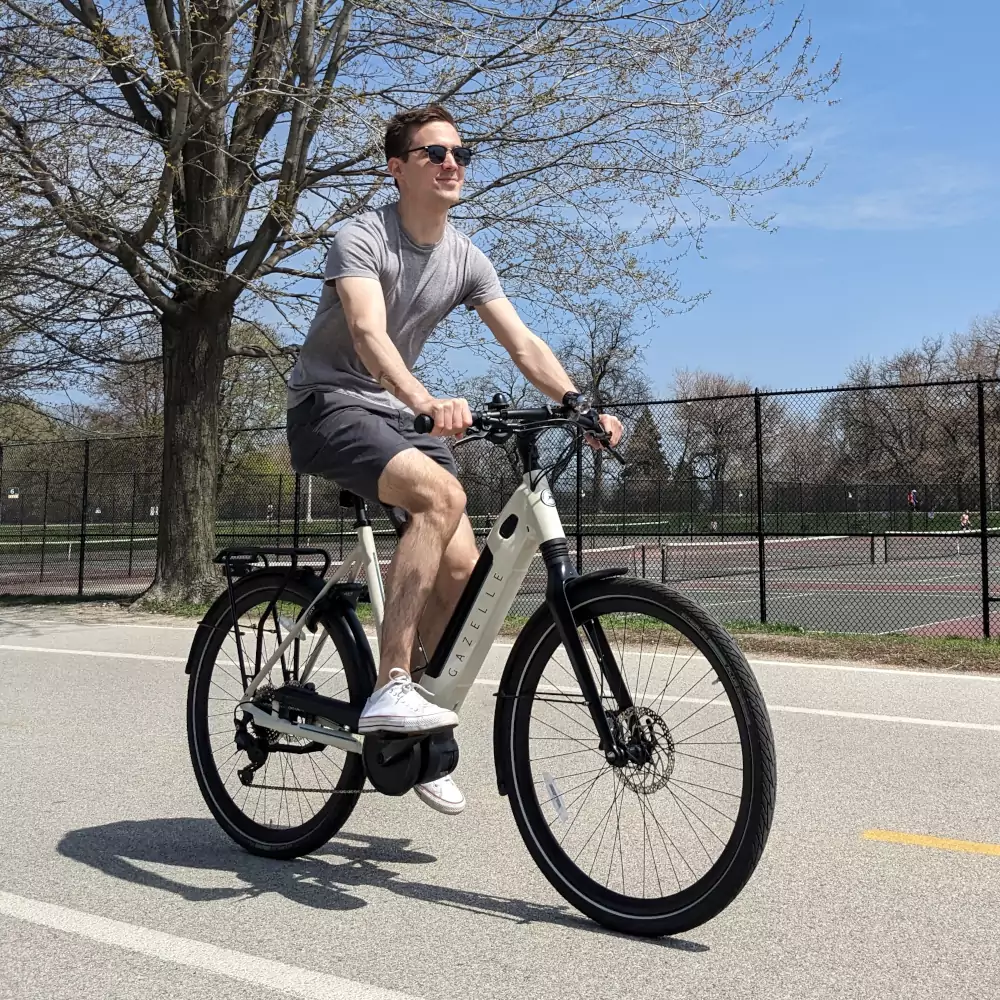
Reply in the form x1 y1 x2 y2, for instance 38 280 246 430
242 704 363 755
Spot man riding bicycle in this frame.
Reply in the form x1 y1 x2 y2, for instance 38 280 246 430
286 105 623 815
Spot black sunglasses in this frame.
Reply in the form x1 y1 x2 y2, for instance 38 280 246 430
404 144 473 167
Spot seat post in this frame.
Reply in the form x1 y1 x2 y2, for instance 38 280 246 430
339 489 370 528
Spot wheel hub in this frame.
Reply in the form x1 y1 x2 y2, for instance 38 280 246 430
609 707 676 794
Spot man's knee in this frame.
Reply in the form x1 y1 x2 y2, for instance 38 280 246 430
415 478 466 535
379 450 466 532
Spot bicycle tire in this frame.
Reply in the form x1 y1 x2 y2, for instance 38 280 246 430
187 572 373 859
499 576 775 936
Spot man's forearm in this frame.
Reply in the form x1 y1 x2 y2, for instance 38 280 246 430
509 333 577 402
351 326 430 410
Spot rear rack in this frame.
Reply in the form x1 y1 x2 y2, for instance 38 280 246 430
213 546 331 578
212 546 334 689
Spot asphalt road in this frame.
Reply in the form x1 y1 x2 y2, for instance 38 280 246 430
2 606 1000 1000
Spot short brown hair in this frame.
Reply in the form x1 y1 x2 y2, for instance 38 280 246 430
384 105 457 163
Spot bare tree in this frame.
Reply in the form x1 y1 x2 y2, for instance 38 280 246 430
671 370 757 481
556 301 652 505
0 0 837 599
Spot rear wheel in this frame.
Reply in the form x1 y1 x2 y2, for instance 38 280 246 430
500 576 775 936
187 573 373 859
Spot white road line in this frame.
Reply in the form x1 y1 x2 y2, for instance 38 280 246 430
0 644 186 663
3 640 994 732
4 640 1000 685
467 678 1000 731
0 890 421 1000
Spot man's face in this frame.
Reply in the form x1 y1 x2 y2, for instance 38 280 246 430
389 121 465 208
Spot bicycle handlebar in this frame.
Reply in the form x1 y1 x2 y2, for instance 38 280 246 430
412 396 625 465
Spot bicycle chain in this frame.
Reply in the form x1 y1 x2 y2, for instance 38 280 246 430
236 782 377 794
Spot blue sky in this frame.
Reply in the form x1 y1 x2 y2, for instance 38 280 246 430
650 0 1000 396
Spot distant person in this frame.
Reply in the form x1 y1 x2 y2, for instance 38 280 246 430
961 510 971 530
907 489 918 512
928 506 935 520
710 519 718 532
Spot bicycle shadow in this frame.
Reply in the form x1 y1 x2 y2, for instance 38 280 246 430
57 817 708 951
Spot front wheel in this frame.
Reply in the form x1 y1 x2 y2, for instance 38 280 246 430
499 577 775 936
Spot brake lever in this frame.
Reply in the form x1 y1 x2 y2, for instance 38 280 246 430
454 432 488 447
584 432 626 466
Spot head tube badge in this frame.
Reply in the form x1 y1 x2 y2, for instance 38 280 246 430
540 488 556 507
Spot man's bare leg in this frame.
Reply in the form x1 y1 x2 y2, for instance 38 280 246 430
409 515 479 678
375 447 467 689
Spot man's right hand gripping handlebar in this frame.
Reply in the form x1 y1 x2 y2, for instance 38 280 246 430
411 395 475 438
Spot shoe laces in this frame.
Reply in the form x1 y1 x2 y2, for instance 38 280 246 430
385 667 436 704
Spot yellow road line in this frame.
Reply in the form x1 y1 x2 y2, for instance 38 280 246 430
863 829 1000 857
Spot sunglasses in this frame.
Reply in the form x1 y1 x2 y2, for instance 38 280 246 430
404 144 473 167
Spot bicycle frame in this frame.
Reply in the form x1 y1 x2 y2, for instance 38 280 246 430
237 470 563 737
238 433 633 758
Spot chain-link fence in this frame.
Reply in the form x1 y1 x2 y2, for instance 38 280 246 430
4 377 1000 637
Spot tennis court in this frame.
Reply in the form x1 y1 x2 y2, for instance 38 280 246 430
567 531 1000 638
3 527 1000 638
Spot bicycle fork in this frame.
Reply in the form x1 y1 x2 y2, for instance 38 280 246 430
540 540 635 764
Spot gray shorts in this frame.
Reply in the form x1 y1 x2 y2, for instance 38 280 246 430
286 390 458 506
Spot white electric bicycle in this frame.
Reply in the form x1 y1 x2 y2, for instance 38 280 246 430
185 395 775 936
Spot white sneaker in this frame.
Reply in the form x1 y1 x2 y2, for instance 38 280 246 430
414 774 466 815
358 668 458 734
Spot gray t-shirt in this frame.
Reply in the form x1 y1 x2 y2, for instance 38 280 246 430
287 203 505 411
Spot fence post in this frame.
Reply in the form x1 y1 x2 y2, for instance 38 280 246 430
575 432 583 573
977 378 991 638
40 471 50 581
127 471 137 578
754 390 767 624
292 472 301 567
657 478 662 546
276 473 284 547
78 439 91 597
620 471 627 542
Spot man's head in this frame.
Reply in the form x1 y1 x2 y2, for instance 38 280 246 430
384 105 468 208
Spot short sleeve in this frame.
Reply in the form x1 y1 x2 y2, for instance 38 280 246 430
324 220 384 284
463 245 505 309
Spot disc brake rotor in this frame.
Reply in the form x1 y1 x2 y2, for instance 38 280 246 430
611 707 676 795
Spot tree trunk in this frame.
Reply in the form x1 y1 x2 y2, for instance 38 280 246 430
141 303 231 604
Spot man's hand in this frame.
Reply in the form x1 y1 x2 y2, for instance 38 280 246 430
585 413 624 451
416 396 474 437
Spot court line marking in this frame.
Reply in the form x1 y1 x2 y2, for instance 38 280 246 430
0 889 421 1000
862 829 1000 857
875 614 984 636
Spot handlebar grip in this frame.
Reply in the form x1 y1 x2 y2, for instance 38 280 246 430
413 413 434 434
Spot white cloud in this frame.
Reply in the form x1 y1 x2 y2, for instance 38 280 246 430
769 156 997 231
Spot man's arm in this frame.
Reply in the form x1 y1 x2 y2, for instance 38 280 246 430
474 298 578 402
336 276 472 435
475 297 623 447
